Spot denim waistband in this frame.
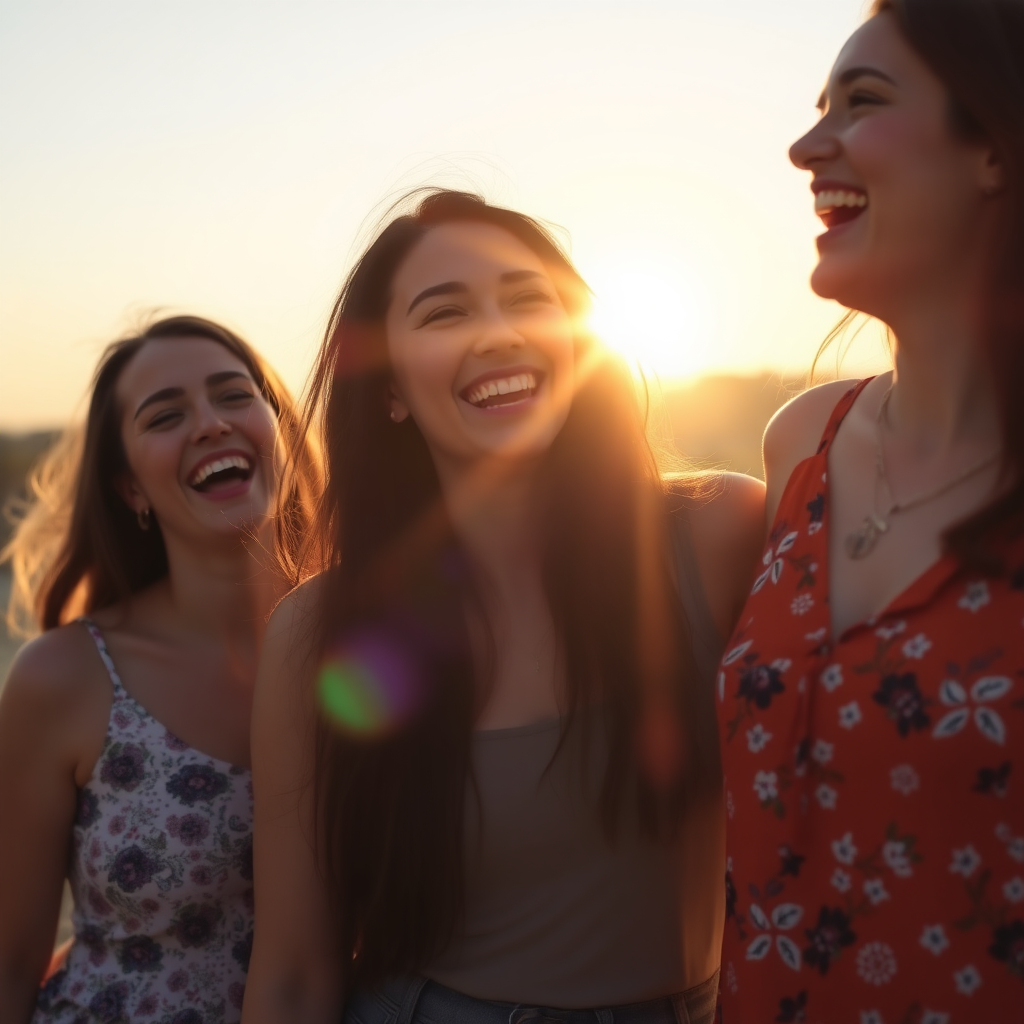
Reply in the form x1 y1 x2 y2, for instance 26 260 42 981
343 971 719 1024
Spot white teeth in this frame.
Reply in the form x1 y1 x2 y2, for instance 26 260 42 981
815 189 869 214
190 454 251 487
466 372 539 407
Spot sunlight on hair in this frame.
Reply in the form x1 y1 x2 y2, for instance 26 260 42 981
586 256 707 382
318 628 425 738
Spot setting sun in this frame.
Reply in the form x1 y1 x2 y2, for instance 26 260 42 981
585 255 709 381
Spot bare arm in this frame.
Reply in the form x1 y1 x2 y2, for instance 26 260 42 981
762 379 862 529
242 586 343 1024
0 630 107 1022
684 472 767 639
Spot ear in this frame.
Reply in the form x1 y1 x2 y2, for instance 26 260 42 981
115 473 150 515
388 381 410 424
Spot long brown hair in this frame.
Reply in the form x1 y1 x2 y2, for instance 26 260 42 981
304 190 712 986
3 315 321 634
868 0 1024 568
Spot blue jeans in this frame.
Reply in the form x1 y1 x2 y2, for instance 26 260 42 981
343 972 719 1024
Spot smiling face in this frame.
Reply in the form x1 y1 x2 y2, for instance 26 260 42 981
789 12 1001 317
116 336 280 545
384 221 577 474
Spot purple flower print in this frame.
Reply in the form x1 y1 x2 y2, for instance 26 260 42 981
171 903 223 948
989 919 1024 979
232 929 254 972
112 709 132 729
87 980 128 1022
872 672 931 737
190 865 214 886
87 885 113 916
81 923 107 967
109 845 158 893
163 729 189 752
137 993 159 1015
117 934 163 973
737 663 786 711
243 887 254 914
108 815 126 836
99 742 147 791
167 968 189 991
229 981 246 1010
166 764 229 806
170 1011 204 1024
75 789 100 828
236 832 253 881
167 813 210 846
802 906 856 975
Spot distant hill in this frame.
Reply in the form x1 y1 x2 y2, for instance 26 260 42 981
659 372 806 479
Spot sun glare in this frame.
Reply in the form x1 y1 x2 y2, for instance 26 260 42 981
584 256 708 382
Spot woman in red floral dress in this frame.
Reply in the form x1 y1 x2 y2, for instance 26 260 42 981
718 2 1024 1022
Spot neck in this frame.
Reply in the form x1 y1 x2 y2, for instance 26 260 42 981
160 525 282 649
884 294 999 457
437 456 546 601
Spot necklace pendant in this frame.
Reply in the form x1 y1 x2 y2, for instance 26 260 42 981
845 516 881 560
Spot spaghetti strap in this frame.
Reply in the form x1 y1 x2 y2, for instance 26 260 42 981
77 617 128 700
815 376 875 456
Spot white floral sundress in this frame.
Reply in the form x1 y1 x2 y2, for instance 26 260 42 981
32 619 254 1024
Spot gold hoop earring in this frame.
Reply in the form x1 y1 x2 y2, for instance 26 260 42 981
137 508 152 531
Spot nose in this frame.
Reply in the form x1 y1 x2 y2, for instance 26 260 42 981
472 304 525 357
789 116 840 171
191 398 232 442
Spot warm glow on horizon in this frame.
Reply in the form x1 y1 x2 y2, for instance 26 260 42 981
0 1 884 430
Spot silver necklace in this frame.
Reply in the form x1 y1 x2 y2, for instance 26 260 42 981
843 386 1000 560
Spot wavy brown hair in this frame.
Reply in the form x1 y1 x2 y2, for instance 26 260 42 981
303 190 714 988
866 0 1024 568
3 315 321 634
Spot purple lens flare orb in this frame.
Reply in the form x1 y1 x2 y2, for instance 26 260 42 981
318 626 425 738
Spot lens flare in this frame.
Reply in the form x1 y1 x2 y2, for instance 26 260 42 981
318 628 423 738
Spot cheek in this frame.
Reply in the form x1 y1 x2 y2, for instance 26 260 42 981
391 337 461 415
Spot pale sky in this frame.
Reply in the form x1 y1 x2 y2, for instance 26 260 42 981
0 0 887 430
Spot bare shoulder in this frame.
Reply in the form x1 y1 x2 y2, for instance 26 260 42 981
674 472 765 550
0 623 110 778
666 473 767 638
2 623 106 713
265 575 327 651
763 379 862 479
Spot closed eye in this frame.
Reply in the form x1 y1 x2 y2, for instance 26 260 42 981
510 290 555 306
146 409 183 429
420 305 466 326
218 389 255 404
849 90 886 109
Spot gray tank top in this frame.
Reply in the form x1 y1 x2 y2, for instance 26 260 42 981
425 507 726 1007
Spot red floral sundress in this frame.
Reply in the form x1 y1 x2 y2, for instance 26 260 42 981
718 381 1024 1024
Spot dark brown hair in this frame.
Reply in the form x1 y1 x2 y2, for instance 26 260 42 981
870 0 1024 567
3 315 321 633
304 190 711 986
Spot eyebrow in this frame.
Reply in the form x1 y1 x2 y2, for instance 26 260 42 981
406 269 547 315
817 66 899 110
133 370 251 420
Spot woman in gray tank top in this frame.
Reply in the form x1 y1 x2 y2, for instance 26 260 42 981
243 191 765 1024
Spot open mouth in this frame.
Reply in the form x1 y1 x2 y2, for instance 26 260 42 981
188 454 254 493
460 370 542 410
815 187 868 230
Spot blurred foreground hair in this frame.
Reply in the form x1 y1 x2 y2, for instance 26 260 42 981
303 189 716 988
2 315 321 636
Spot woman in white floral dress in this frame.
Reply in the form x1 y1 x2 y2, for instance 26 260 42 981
0 316 320 1023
